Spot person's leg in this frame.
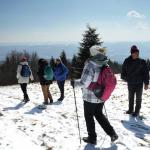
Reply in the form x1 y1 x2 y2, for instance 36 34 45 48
127 84 135 113
94 103 117 141
20 83 29 101
41 85 48 104
47 84 53 103
57 80 65 101
83 101 97 143
133 84 143 116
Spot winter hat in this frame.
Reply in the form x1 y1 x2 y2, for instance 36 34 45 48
131 45 139 54
38 58 45 64
20 56 27 62
90 45 107 56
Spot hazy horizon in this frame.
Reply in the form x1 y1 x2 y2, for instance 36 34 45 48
0 41 149 63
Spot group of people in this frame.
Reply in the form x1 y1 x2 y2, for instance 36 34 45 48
16 45 149 145
16 57 68 104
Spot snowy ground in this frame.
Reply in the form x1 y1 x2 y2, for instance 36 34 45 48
0 75 150 150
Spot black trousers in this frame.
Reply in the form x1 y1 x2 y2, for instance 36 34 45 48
84 101 116 140
128 83 143 113
20 83 29 100
57 80 65 98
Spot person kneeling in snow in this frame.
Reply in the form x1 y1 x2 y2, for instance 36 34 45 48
70 46 118 144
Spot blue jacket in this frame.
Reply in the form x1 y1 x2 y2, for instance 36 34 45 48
54 63 69 81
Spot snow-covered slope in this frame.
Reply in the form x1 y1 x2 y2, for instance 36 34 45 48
0 75 150 150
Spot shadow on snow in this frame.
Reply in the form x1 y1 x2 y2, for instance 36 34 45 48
121 115 150 139
83 143 118 150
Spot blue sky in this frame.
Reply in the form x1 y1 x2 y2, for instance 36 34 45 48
0 0 150 43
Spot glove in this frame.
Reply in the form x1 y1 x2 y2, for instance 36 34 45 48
70 80 75 88
30 76 34 81
144 84 148 90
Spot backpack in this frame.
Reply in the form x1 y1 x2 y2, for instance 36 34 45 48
88 66 117 102
20 65 31 77
44 65 53 81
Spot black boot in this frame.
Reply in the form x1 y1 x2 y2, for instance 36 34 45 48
83 137 97 144
43 101 49 105
132 112 139 117
24 99 30 103
111 134 118 142
50 99 53 104
23 97 30 103
125 110 133 114
57 96 64 101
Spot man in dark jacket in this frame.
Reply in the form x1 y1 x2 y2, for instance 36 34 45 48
121 45 149 117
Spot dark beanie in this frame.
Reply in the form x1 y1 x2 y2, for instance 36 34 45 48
131 45 139 54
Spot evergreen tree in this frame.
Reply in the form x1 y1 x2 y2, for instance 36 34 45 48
50 56 56 70
70 54 80 79
30 52 39 81
108 59 122 74
74 25 103 78
60 50 68 66
71 55 78 69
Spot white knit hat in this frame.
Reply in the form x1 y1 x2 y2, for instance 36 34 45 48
90 45 107 56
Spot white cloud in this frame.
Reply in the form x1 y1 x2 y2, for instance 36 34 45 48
127 10 146 19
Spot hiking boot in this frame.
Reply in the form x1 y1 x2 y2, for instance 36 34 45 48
50 99 53 104
132 112 139 117
23 98 30 103
82 137 97 145
111 134 118 142
57 97 64 101
43 101 49 105
125 110 133 114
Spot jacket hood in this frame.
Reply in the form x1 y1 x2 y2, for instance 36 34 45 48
20 61 28 65
89 53 108 67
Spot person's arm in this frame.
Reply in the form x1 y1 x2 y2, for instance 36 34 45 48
142 60 149 90
121 59 127 81
16 65 22 79
29 66 34 81
62 64 69 77
72 62 93 87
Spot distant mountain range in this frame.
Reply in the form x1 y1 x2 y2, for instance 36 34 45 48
0 42 149 64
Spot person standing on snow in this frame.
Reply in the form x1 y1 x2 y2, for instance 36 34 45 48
121 45 149 117
54 58 69 101
37 58 53 105
70 46 118 144
16 56 34 103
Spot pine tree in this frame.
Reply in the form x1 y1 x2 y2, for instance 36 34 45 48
30 52 39 81
60 50 68 66
74 25 103 78
108 59 122 73
50 56 56 70
70 55 80 79
71 55 78 69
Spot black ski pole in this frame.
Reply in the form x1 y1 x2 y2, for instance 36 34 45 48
72 86 81 144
